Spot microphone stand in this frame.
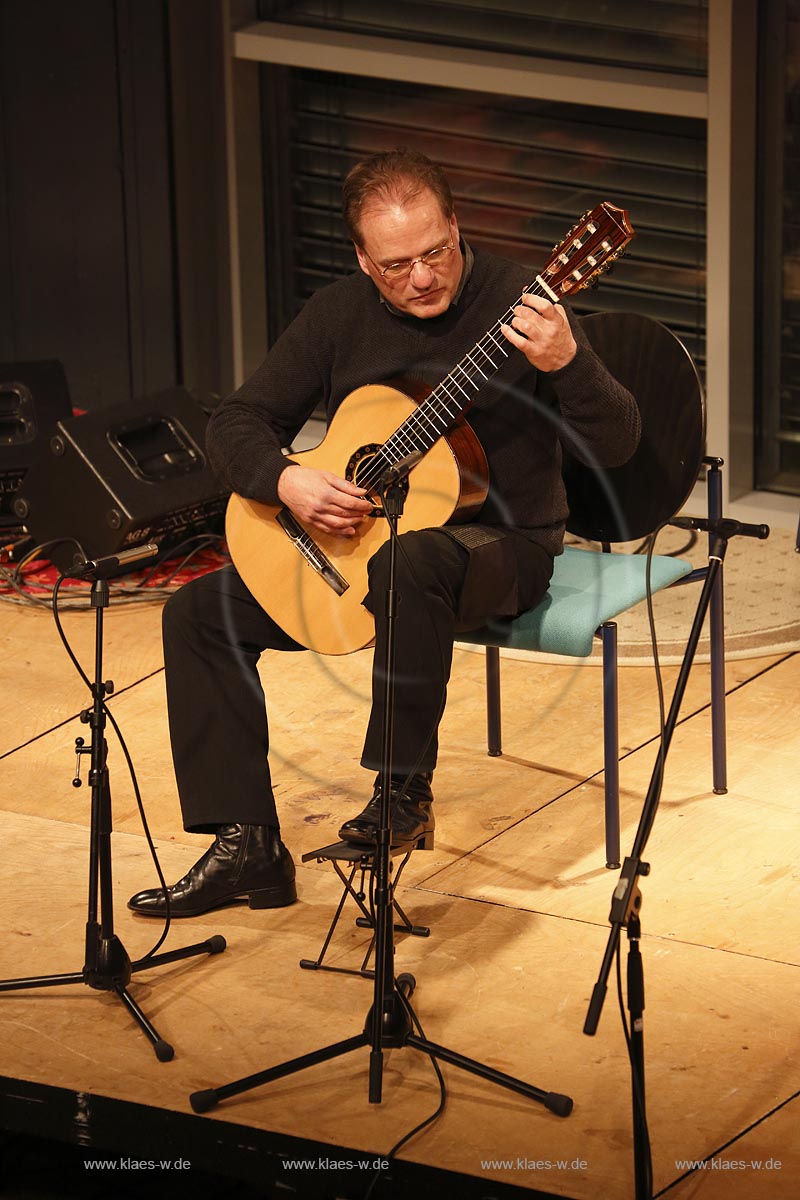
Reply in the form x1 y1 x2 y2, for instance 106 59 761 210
583 517 770 1200
0 550 226 1060
189 463 572 1119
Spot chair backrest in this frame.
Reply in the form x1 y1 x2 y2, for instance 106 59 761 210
563 312 706 543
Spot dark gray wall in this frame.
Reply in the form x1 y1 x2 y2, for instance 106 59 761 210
0 0 178 410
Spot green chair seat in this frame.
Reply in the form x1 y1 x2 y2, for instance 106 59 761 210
460 546 693 659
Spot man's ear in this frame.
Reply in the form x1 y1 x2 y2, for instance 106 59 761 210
449 211 460 244
355 244 371 277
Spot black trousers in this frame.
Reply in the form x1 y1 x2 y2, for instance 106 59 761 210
162 528 552 833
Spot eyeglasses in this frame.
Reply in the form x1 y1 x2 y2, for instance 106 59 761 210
368 240 455 280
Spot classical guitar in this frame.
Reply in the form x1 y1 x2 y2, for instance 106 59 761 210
227 202 634 655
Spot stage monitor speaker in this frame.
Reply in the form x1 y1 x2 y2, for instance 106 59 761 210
1 360 73 530
14 387 229 573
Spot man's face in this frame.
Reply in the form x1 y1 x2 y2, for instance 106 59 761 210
355 188 462 319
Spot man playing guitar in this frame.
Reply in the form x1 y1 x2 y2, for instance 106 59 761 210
129 149 640 919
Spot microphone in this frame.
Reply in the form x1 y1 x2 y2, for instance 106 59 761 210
63 542 161 580
378 449 424 488
670 516 770 541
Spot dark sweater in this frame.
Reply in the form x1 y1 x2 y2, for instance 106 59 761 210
207 247 641 558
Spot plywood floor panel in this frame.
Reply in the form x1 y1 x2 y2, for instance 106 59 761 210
666 1098 800 1199
0 609 787 890
1 812 798 1200
2 600 798 1198
1 584 783 765
421 655 800 964
0 603 164 756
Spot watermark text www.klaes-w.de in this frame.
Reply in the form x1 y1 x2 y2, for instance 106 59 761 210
676 1157 782 1172
84 1158 191 1171
283 1157 390 1171
481 1157 588 1171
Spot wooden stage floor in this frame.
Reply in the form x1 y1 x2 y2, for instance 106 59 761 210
1 595 798 1199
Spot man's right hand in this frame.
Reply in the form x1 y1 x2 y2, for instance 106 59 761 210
276 464 373 537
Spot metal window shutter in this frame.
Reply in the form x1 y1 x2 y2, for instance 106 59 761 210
269 69 706 372
261 0 708 76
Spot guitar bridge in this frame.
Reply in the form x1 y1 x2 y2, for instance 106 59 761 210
276 508 350 596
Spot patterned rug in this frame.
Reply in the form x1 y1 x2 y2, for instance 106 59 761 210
457 523 800 666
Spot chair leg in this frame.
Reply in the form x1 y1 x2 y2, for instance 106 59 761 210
601 622 621 869
706 461 728 794
486 646 502 756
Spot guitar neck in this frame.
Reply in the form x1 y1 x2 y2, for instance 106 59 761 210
373 200 633 477
382 274 556 466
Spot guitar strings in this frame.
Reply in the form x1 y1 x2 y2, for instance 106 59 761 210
352 206 628 495
354 206 626 492
355 278 552 494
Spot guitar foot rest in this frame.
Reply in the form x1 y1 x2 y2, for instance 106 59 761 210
298 840 430 978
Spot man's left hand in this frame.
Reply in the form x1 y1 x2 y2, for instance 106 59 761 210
500 294 577 372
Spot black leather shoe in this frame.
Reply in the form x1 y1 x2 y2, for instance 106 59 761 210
127 824 297 917
338 774 434 850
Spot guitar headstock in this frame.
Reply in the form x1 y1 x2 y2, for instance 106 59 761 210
538 202 634 298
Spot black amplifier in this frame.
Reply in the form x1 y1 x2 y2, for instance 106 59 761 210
1 360 73 530
14 387 229 573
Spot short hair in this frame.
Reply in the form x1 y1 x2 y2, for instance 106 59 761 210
341 148 454 245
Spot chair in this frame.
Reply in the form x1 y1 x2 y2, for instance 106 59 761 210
459 312 726 869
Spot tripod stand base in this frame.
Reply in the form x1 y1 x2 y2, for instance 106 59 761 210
0 934 227 1061
188 973 572 1117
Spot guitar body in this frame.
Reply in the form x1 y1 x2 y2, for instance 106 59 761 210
226 381 489 655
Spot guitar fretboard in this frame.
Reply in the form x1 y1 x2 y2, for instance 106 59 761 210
357 275 555 494
354 201 630 494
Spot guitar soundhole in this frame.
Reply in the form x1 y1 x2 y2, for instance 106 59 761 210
346 443 408 506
